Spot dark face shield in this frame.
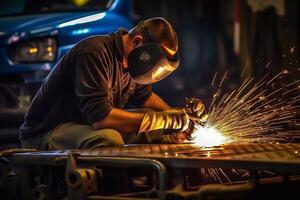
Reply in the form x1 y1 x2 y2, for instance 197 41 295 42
127 44 180 85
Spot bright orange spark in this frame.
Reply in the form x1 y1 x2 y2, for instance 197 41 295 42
190 124 228 147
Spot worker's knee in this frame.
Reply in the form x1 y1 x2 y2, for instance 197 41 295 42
46 123 124 149
81 129 124 148
99 129 124 147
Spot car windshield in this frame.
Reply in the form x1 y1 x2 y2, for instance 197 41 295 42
0 0 110 17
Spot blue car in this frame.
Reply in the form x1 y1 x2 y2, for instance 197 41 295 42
0 0 133 109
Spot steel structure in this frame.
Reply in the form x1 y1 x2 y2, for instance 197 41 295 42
1 143 300 199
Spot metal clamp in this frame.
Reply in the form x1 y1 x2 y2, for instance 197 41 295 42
65 153 98 200
78 156 167 200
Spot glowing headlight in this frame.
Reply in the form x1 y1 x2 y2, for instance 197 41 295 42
10 38 57 63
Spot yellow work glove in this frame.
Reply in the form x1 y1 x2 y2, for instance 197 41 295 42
184 98 208 140
138 109 190 143
161 132 187 144
185 97 207 123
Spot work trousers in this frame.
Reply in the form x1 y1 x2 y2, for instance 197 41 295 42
21 122 149 150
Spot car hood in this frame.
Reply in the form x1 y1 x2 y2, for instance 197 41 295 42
0 11 99 46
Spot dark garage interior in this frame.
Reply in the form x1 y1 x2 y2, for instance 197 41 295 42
0 0 299 199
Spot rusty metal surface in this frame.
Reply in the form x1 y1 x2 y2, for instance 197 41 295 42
4 143 300 199
77 143 300 171
79 143 300 161
10 143 300 171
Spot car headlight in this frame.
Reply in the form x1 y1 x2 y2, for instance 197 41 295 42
10 38 57 63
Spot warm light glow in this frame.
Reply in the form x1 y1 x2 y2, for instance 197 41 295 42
72 0 89 6
152 66 165 79
28 47 38 54
161 45 176 56
46 47 53 52
190 124 227 147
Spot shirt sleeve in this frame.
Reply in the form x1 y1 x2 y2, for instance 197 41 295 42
128 83 152 107
74 53 112 124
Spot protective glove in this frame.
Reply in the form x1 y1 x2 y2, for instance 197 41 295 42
161 132 187 144
184 98 208 123
184 98 208 141
184 98 208 124
138 109 189 142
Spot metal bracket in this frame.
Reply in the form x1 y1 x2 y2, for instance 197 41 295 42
65 153 98 200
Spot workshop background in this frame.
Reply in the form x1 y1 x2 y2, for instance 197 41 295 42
0 0 299 149
134 0 299 106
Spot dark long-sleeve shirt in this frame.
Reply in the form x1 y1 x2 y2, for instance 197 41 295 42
20 29 152 139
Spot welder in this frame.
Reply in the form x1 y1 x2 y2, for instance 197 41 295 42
19 17 205 150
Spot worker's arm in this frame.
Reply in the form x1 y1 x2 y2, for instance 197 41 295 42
74 54 187 137
92 108 145 134
91 92 173 134
92 108 189 137
141 92 171 111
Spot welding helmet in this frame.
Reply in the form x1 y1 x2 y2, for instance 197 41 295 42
127 19 180 85
127 44 180 85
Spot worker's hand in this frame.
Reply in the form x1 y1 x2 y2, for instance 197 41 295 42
184 98 208 124
182 98 208 141
161 132 187 144
138 109 189 142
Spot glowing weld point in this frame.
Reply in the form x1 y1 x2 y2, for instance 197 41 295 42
282 69 289 75
290 46 295 53
206 152 211 157
191 125 227 147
